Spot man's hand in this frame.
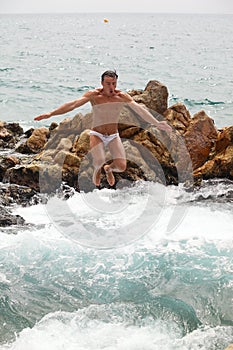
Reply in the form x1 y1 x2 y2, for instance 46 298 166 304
156 121 172 133
34 113 51 121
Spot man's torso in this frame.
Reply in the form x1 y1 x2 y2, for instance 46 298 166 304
90 90 130 135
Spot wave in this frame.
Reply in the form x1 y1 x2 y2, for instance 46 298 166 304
0 181 232 347
0 68 14 72
169 97 225 107
187 179 233 203
0 307 232 350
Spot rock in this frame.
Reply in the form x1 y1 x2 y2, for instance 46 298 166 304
0 206 25 227
163 106 218 176
120 126 142 139
39 164 64 193
71 112 91 134
63 152 81 169
15 139 32 154
0 121 24 149
56 137 73 152
26 127 50 153
16 127 50 154
194 126 233 180
118 104 148 132
129 80 168 114
215 126 233 153
0 185 26 226
5 122 24 136
0 183 38 206
0 155 20 181
0 124 11 140
123 140 160 182
184 110 218 170
6 164 40 191
72 129 90 156
164 103 191 134
45 116 78 150
53 150 69 166
24 127 34 138
49 122 58 131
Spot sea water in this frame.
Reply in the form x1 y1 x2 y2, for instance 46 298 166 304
0 13 233 349
0 181 233 349
0 13 233 128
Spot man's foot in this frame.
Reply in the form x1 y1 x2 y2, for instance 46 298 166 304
104 165 115 186
92 168 101 186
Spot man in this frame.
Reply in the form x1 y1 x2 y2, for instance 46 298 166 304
34 70 172 187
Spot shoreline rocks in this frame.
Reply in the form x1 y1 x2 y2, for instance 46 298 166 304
0 80 233 226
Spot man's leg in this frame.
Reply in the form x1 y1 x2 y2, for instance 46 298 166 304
104 136 126 186
90 135 105 186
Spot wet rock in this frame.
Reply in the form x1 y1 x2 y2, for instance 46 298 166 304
0 200 25 227
24 127 34 138
0 155 20 181
6 164 40 191
6 122 24 136
0 122 11 140
0 121 24 149
0 207 25 227
0 183 39 207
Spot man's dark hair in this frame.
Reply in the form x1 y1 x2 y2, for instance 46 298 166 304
101 70 118 82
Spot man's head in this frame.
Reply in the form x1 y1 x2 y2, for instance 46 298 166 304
101 70 118 97
101 70 118 82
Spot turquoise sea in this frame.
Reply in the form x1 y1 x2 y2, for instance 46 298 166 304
0 13 233 349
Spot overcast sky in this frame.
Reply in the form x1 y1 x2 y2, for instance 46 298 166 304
0 0 233 14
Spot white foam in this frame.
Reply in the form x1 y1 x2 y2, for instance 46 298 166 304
0 310 180 350
150 204 233 241
11 181 233 249
0 310 232 350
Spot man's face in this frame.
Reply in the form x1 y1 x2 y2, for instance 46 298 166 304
101 76 117 96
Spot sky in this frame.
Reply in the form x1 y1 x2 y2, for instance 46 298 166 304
0 0 233 14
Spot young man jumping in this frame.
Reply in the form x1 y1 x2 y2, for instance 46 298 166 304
34 70 172 187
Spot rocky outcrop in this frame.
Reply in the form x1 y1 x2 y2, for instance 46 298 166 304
0 80 232 203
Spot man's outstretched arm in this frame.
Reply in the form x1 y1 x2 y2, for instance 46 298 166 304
34 90 96 121
125 97 172 133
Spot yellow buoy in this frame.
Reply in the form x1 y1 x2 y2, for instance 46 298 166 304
103 18 109 23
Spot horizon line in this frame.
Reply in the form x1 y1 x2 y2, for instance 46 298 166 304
0 11 232 15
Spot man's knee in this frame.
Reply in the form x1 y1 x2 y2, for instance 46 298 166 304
115 159 127 172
